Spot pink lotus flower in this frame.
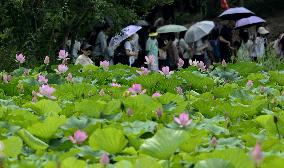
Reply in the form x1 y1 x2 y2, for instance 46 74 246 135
136 67 150 76
111 83 121 87
100 60 110 71
38 84 56 99
176 87 183 95
44 56 50 65
156 108 163 118
2 74 12 83
58 50 69 60
247 80 254 88
38 75 48 84
189 59 199 67
128 84 146 95
16 53 25 64
174 113 192 127
145 55 155 65
69 130 88 144
221 59 227 67
66 73 73 82
56 64 68 74
152 92 162 98
211 136 218 147
252 142 263 166
100 152 110 165
99 89 105 96
24 69 29 76
177 58 184 68
197 61 206 71
127 108 133 116
159 66 174 77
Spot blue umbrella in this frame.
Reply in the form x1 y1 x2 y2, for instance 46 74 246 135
235 16 266 29
219 7 255 20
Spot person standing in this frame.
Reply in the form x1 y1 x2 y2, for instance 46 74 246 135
124 35 139 67
165 33 179 70
178 31 193 68
219 20 235 62
146 29 159 71
255 27 269 60
93 23 112 65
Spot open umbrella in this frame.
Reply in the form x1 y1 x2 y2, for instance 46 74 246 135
219 7 255 20
157 24 187 33
235 16 266 29
137 20 150 26
185 21 215 43
109 25 142 48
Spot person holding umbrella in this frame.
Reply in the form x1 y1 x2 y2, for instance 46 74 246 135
219 20 236 62
254 27 269 60
109 25 142 66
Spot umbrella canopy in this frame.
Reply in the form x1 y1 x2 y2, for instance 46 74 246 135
109 25 142 48
185 21 215 43
219 7 255 20
137 20 149 26
157 24 187 33
235 16 266 29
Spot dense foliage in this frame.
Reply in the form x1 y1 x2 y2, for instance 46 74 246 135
0 57 284 167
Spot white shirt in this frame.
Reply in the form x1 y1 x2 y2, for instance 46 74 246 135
255 37 265 58
124 41 137 66
75 54 93 66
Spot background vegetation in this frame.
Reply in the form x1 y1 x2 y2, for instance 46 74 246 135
0 0 283 71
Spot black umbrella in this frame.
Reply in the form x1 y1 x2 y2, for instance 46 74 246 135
219 7 255 20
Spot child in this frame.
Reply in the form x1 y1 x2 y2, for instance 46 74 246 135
75 43 94 66
146 28 159 71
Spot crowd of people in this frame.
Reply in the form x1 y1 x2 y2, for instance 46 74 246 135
68 17 284 71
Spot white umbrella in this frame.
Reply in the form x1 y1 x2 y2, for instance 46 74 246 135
157 24 187 33
109 25 142 48
185 21 215 43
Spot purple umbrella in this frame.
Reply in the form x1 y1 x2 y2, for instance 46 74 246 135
109 25 142 48
219 7 255 20
235 16 266 29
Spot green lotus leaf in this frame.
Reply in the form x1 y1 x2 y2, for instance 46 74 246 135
140 128 186 160
24 99 62 116
61 157 87 168
17 129 49 150
27 115 66 139
195 158 235 168
89 127 128 154
2 136 23 157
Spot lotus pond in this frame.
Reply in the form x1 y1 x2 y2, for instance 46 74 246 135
0 61 284 168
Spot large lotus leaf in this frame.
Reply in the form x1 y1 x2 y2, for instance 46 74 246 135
61 157 87 168
55 83 98 100
27 115 66 139
269 71 284 85
255 115 284 136
140 128 186 160
24 99 61 116
122 120 157 136
180 129 208 153
104 99 121 115
89 127 128 154
135 155 162 168
191 149 254 168
5 108 39 128
213 83 239 98
227 62 262 77
115 160 134 168
17 129 49 150
75 99 106 118
195 158 235 168
158 93 187 113
2 136 23 157
123 95 161 121
195 116 229 135
262 156 284 168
